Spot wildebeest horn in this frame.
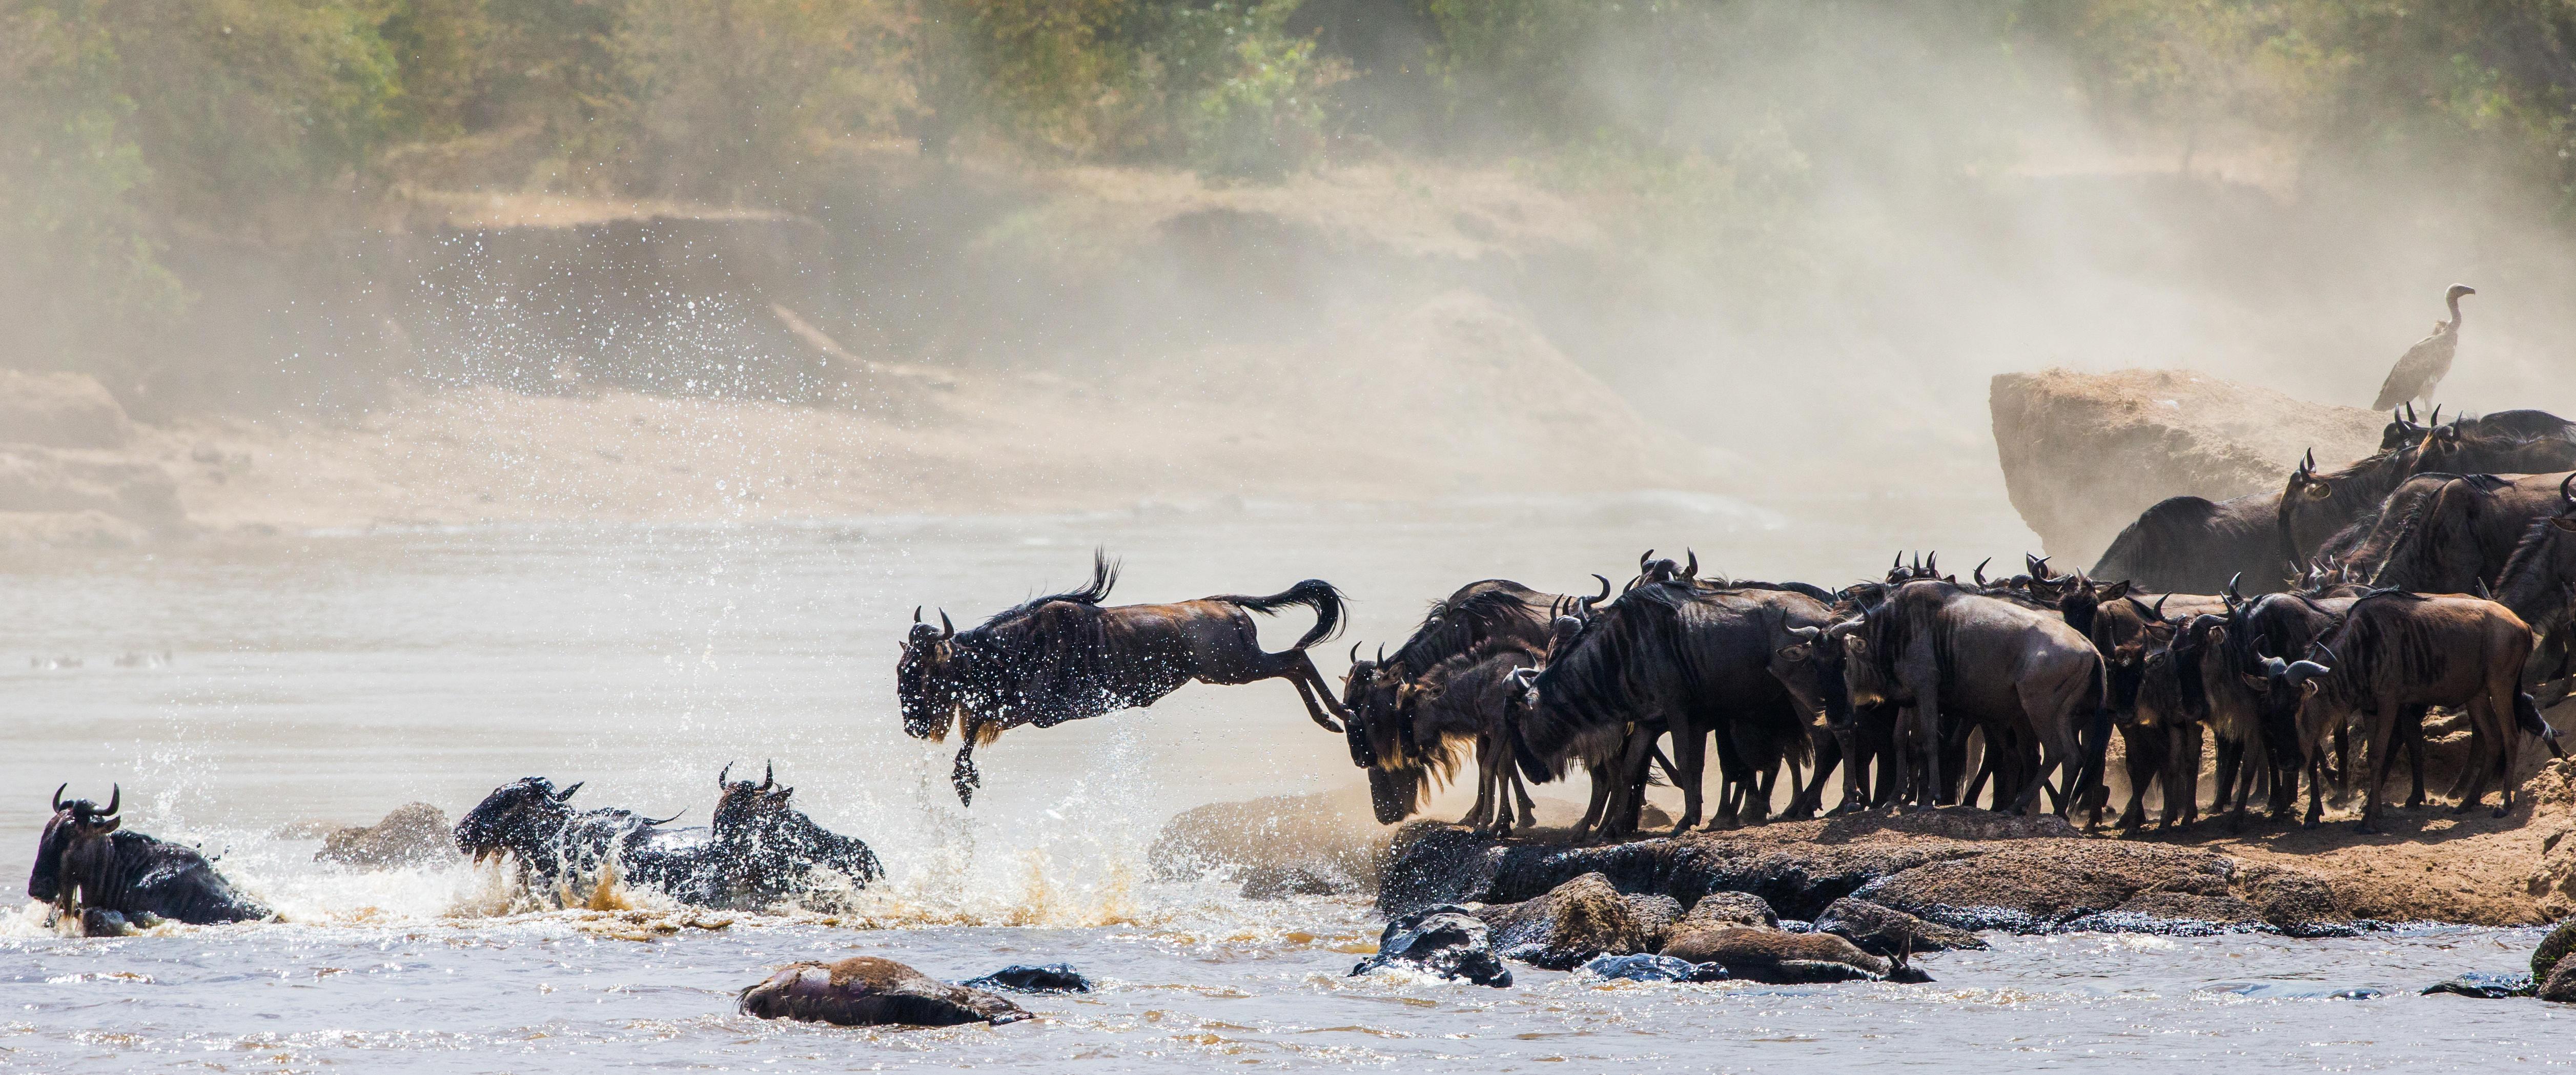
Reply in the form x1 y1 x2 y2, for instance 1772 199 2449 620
938 610 954 639
2560 473 2575 508
2477 577 2495 599
641 810 685 826
762 761 774 790
2429 404 2443 427
554 781 582 802
2225 573 2244 601
1588 574 1612 607
1376 644 1386 664
2287 659 2329 684
2153 594 2170 618
1926 552 1937 574
1789 626 1823 643
2311 641 2339 667
1683 548 1698 580
103 784 118 817
2303 447 2316 474
912 605 922 624
51 782 66 812
1348 642 1361 665
719 761 733 785
2404 402 2417 423
1641 549 1655 573
1974 557 1991 586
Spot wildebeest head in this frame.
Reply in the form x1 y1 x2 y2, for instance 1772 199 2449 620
2380 404 2427 453
713 761 795 836
895 606 962 741
1769 624 1852 726
2241 643 2334 734
29 784 119 906
709 762 885 887
453 777 583 863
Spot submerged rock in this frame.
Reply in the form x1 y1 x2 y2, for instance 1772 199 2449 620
2422 971 2535 999
2533 917 2576 983
1351 907 1512 987
1812 897 1987 957
1239 863 1354 900
1579 953 1727 983
1659 925 1926 984
2544 961 2576 1004
738 957 1030 1027
1473 872 1680 970
318 802 458 869
962 964 1091 994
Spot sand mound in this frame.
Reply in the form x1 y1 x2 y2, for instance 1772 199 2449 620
1991 368 2384 563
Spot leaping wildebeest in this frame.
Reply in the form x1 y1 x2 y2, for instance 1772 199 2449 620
899 551 1348 804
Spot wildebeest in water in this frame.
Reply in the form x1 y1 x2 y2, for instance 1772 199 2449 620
29 784 270 934
452 776 686 900
899 550 1350 804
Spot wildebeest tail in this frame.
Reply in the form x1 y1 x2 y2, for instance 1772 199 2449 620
2518 691 2566 758
2072 654 2114 809
1222 579 1347 649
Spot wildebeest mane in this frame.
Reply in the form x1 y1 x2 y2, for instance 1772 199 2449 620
1387 583 1545 673
2496 514 2576 630
1515 582 1700 780
982 549 1121 626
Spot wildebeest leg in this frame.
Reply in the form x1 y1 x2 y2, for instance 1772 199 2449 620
2166 722 2203 829
1460 730 1498 830
1669 722 1709 834
2356 701 2401 835
1908 681 1944 810
1793 730 1840 819
1831 717 1869 815
2398 704 2429 809
1576 759 1611 841
2326 721 2353 805
2211 733 2242 819
1507 761 1537 829
2114 721 2156 830
952 741 982 807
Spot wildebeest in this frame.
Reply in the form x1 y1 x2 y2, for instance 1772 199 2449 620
1834 580 2108 816
30 785 270 933
1383 637 1547 834
898 551 1348 804
2278 447 2422 572
1341 577 1589 823
2058 580 2227 830
452 777 684 897
2092 488 2287 596
646 763 883 907
2251 592 2541 831
2369 473 2573 593
1512 578 1833 834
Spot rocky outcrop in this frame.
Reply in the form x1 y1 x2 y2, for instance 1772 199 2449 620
1351 908 1513 987
1991 368 2383 564
737 957 1030 1027
1812 897 1987 956
1150 792 1385 898
1676 891 1778 931
1381 809 2357 937
1468 872 1680 970
317 803 458 869
0 370 186 547
0 370 136 449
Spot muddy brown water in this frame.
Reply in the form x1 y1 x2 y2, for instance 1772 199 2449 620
4 495 2569 1070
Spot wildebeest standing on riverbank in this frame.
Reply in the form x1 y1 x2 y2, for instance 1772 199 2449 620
898 551 1348 804
30 785 270 933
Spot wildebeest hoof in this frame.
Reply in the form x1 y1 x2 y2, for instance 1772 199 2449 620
2495 806 2513 819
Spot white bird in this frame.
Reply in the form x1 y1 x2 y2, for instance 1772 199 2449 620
2373 284 2475 412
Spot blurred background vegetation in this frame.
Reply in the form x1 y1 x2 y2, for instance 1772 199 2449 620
6 0 2575 412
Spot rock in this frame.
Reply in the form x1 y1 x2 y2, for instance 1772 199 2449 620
0 447 185 543
1578 953 1728 983
737 957 1030 1027
1239 863 1353 900
1351 907 1512 987
1150 792 1385 895
2422 971 2534 999
1471 873 1678 970
962 964 1091 994
1991 368 2381 563
0 370 134 449
2534 917 2576 983
317 803 458 869
2543 961 2576 1004
1853 840 2338 935
1680 891 1778 930
1813 897 1987 957
1660 925 1925 984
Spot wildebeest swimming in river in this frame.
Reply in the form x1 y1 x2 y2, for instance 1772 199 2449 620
899 550 1349 805
30 785 270 934
453 777 686 900
455 769 882 907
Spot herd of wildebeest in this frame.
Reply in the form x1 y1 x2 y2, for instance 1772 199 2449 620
34 404 2576 935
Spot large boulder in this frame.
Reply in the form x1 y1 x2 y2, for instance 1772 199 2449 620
1659 926 1920 984
318 803 458 869
1471 872 1680 970
1813 896 1987 957
2533 918 2576 983
1352 907 1514 987
737 957 1030 1027
1851 839 2336 935
0 370 134 449
1991 368 2382 564
1150 791 1386 898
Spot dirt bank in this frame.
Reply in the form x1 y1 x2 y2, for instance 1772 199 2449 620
1383 760 2576 932
1991 368 2384 564
0 290 1726 543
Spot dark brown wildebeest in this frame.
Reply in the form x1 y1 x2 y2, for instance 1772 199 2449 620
2092 488 2287 596
2278 446 2423 572
1340 577 1602 824
1384 637 1548 834
2253 592 2543 831
2412 418 2576 477
2370 473 2573 593
2058 580 2227 831
453 777 689 897
2211 589 2359 820
1510 579 1830 835
677 762 884 906
1835 580 2108 816
30 785 270 934
898 551 1348 804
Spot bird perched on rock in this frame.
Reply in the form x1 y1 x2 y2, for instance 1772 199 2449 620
2373 284 2475 411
